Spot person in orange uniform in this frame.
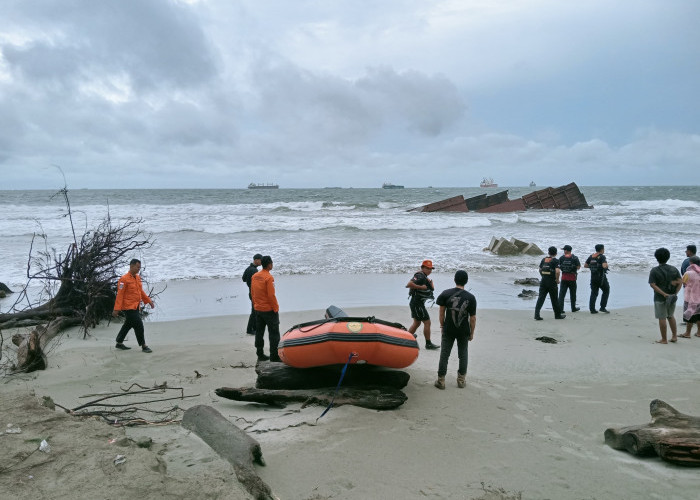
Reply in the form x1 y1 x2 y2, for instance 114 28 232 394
113 259 155 353
250 255 280 362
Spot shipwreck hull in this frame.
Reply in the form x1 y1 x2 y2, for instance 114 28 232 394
411 183 592 213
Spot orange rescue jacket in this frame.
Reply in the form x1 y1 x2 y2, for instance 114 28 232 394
113 272 153 311
250 269 279 312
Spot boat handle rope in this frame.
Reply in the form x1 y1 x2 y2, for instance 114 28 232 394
316 351 358 422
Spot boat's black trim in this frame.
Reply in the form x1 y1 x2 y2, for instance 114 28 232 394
279 332 419 349
285 316 407 333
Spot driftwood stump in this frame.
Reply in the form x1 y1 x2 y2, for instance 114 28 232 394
11 316 80 372
182 405 274 500
604 399 700 466
216 386 408 410
255 361 410 390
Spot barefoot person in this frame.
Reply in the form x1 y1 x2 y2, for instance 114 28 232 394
679 255 700 339
648 248 682 344
434 270 476 390
113 259 155 353
406 260 440 350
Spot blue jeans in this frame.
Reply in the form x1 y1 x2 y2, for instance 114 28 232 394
437 332 469 377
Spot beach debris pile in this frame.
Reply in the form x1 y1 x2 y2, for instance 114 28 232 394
605 399 700 466
485 237 544 256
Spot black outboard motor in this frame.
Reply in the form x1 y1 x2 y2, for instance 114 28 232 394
325 305 348 319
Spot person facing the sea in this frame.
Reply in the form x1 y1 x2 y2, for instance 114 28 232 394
250 255 281 362
434 270 477 390
406 260 439 350
648 247 682 344
113 259 155 353
681 245 697 323
680 255 700 338
558 244 581 313
534 246 565 320
585 244 610 314
242 253 263 335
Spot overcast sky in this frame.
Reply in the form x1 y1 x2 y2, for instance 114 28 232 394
1 0 698 189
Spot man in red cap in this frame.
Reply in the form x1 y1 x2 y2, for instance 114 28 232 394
406 260 440 350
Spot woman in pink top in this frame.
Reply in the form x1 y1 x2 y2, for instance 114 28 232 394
680 255 700 338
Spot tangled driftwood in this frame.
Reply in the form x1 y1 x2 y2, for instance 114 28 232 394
604 399 700 466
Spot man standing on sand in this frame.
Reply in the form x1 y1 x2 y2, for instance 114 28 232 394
434 270 476 390
406 260 440 350
680 245 696 323
242 254 263 335
113 259 155 353
585 244 610 314
251 255 281 362
558 245 582 313
535 246 566 320
649 247 682 344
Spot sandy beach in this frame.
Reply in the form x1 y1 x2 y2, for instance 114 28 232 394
2 296 700 499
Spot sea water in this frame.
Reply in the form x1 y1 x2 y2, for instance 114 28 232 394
1 186 697 319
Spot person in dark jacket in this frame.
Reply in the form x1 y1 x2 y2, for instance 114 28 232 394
585 244 610 313
534 246 566 320
242 254 263 335
558 245 582 312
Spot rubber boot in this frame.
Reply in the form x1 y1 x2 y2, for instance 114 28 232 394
457 374 466 389
434 376 445 390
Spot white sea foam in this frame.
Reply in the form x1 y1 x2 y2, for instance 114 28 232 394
0 186 698 286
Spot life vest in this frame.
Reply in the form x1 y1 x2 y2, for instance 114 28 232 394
560 255 576 274
588 253 603 274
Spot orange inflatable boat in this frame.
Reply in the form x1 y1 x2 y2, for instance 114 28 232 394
278 315 419 369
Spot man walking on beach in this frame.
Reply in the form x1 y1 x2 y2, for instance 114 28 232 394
535 246 565 320
251 255 281 362
649 247 682 344
406 260 440 350
585 244 610 314
558 245 581 312
113 259 155 353
242 254 263 335
434 270 476 390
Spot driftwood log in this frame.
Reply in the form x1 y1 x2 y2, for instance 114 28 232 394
11 316 81 372
604 399 700 466
182 405 273 500
216 386 407 410
255 361 410 390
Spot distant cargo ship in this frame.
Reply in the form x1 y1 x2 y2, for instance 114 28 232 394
382 182 404 189
248 183 279 189
480 177 498 188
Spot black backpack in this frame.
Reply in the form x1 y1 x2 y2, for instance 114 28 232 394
539 257 555 277
447 290 471 331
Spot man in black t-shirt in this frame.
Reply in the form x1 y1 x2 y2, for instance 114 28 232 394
242 253 262 335
584 244 610 313
434 270 477 389
406 260 439 350
535 246 565 320
648 247 682 344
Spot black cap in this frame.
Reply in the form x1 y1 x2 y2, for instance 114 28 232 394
253 254 263 260
561 245 572 251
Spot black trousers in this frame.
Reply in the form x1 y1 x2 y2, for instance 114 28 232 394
535 280 562 317
589 275 610 311
255 310 280 357
558 280 578 311
246 292 257 334
115 309 145 346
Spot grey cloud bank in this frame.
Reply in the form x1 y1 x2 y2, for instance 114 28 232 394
1 0 698 189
